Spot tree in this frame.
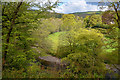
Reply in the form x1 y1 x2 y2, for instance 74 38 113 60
99 1 120 74
57 28 105 58
62 52 106 78
84 15 90 28
2 2 26 69
99 0 120 29
2 0 58 69
89 14 102 27
31 18 63 55
102 10 115 25
61 14 83 31
60 28 106 78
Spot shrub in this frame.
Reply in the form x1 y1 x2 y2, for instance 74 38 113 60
57 28 105 58
61 52 106 78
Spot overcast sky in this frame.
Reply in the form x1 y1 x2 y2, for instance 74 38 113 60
52 0 108 14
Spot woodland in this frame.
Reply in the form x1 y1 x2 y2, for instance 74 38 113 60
1 0 120 78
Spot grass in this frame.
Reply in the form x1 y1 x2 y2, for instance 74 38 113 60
103 37 118 53
47 32 66 54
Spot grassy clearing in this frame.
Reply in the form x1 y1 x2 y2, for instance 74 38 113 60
47 32 66 54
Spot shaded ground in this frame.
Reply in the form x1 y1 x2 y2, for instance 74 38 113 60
105 64 120 78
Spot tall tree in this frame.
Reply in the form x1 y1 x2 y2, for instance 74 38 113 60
99 0 120 29
2 0 58 69
99 0 120 74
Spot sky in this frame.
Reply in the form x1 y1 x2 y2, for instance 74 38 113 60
52 0 108 14
30 0 110 14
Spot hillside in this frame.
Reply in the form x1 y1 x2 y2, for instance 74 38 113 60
49 11 103 18
70 11 102 18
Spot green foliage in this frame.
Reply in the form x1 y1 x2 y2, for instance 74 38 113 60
2 62 60 78
39 18 62 33
102 10 115 25
61 14 83 31
31 18 63 56
2 1 59 71
89 14 102 27
57 28 104 58
61 52 106 78
56 28 107 78
2 1 119 78
84 15 90 28
83 14 103 28
72 11 102 18
99 49 118 64
101 27 118 64
99 1 120 29
2 23 37 69
2 2 37 69
46 32 66 55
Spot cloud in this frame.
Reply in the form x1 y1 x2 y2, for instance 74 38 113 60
53 0 108 14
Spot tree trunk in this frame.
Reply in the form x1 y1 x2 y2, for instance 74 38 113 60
3 2 23 69
113 3 120 29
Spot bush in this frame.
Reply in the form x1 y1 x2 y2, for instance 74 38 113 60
61 52 106 78
57 28 105 58
57 28 107 78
